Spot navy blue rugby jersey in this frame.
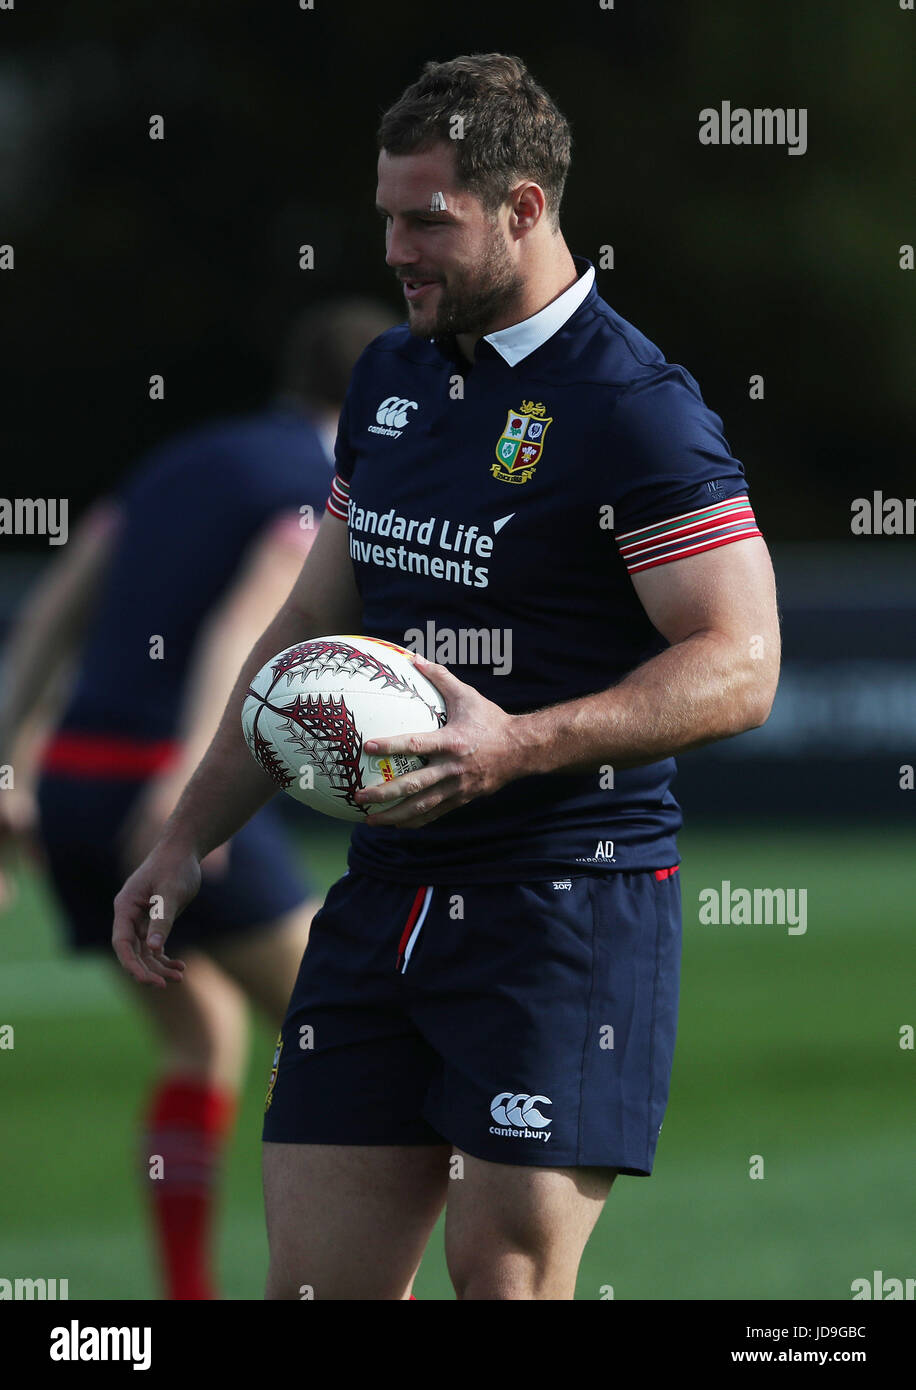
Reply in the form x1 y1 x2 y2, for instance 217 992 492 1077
328 255 761 883
50 407 332 754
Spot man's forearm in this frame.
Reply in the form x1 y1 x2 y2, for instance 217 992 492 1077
159 602 311 860
0 505 118 754
512 630 779 777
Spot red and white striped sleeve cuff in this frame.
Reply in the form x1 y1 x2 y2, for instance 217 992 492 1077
616 495 761 574
326 473 350 521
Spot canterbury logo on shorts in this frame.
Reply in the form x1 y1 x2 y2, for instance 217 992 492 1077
488 1092 553 1142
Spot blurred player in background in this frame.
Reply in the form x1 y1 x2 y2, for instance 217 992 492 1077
0 297 397 1299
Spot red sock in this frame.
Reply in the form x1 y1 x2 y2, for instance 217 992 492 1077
142 1076 236 1300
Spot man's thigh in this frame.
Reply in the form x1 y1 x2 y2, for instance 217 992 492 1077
445 1150 616 1300
263 1141 451 1300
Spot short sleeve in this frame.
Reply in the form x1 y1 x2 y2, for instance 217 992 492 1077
326 389 355 521
609 368 761 575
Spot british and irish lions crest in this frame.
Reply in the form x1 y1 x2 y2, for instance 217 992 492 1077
492 401 552 485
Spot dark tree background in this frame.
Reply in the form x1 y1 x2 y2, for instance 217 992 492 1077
2 0 912 545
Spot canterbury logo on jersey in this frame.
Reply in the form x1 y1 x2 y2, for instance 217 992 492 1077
369 395 418 436
489 1092 552 1141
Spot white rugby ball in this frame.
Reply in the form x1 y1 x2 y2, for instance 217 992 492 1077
241 634 447 822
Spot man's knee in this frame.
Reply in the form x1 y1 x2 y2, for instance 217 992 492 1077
448 1211 562 1300
449 1245 566 1301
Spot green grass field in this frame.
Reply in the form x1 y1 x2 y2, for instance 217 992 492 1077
0 824 912 1300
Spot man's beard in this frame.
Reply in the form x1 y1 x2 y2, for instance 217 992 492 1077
407 233 524 340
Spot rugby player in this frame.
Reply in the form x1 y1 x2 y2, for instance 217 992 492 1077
111 55 780 1300
0 300 395 1298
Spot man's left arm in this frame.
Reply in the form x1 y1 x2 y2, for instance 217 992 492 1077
358 535 780 824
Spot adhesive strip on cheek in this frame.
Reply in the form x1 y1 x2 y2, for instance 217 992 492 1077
429 191 448 212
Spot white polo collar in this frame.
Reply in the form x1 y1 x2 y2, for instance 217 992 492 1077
482 262 596 366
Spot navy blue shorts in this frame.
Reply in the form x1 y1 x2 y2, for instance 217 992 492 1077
36 773 313 953
262 867 682 1174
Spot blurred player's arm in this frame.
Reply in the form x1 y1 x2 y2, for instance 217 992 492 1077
0 501 121 843
176 513 322 779
0 501 120 759
120 512 320 869
113 511 361 984
160 509 361 856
